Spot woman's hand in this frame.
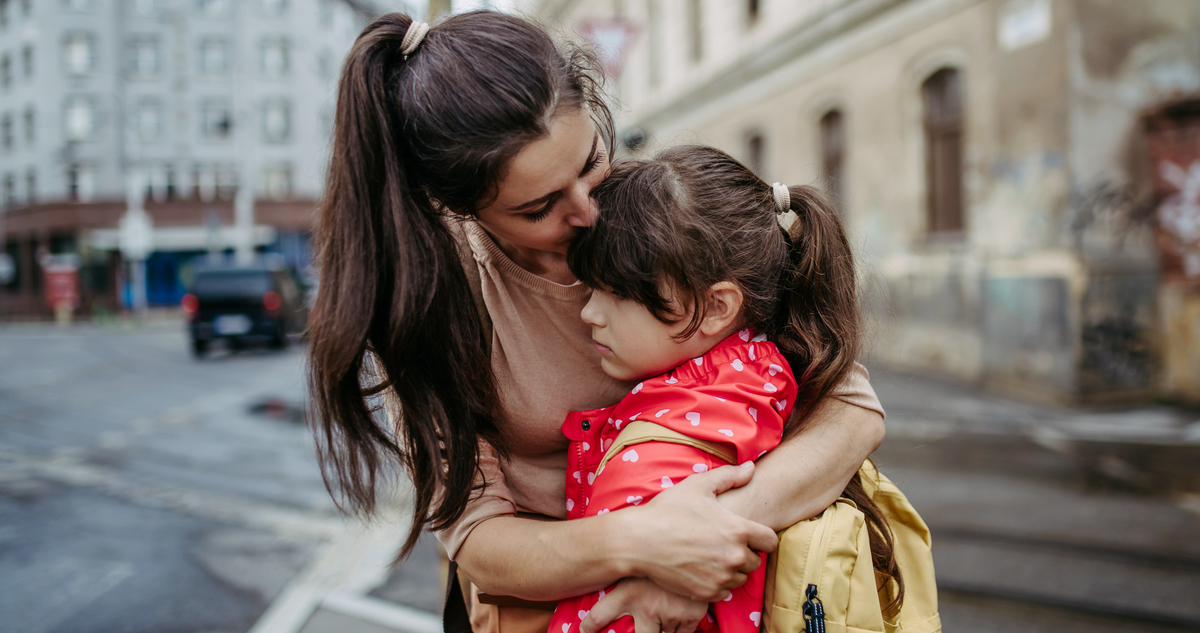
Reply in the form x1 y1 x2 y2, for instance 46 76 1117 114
615 462 777 601
580 578 708 633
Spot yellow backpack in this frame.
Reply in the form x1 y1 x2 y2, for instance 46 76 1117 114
599 421 942 633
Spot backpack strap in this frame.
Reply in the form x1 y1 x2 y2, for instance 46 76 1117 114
598 420 737 474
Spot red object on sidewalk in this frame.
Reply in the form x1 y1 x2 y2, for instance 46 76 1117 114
44 263 80 312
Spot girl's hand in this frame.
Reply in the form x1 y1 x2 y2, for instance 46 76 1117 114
580 578 708 633
616 462 778 601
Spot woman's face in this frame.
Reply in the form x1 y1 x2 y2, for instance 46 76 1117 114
474 108 609 256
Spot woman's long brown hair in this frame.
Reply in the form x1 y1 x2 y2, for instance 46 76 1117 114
568 145 903 616
308 11 611 562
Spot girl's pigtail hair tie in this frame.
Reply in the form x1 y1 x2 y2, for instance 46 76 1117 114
401 21 430 56
773 182 799 245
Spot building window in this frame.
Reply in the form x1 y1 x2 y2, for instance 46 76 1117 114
820 109 844 211
262 99 290 143
259 38 289 78
25 167 34 203
3 173 15 207
68 164 96 201
264 164 292 199
20 0 30 18
198 38 229 77
63 95 98 140
746 0 759 26
145 163 173 201
687 0 703 63
922 67 964 234
0 0 9 29
1 113 12 151
260 0 286 15
135 98 161 141
1 54 10 89
746 132 764 176
64 0 93 11
200 99 232 139
194 163 237 201
127 37 161 79
21 45 32 78
63 33 96 77
23 106 33 145
197 0 230 17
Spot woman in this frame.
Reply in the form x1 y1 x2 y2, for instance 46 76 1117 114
308 11 885 633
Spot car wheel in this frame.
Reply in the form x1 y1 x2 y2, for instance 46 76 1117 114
269 323 288 350
192 339 208 358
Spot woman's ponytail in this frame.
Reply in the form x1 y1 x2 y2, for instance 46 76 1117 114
309 14 508 563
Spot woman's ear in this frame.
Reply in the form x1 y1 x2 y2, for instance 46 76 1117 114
699 282 744 336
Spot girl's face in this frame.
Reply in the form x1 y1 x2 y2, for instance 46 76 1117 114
474 108 609 256
581 287 713 381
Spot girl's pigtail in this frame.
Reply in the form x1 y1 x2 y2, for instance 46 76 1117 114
308 14 503 563
774 185 860 430
773 186 903 617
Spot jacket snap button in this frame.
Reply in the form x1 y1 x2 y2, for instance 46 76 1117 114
581 420 591 431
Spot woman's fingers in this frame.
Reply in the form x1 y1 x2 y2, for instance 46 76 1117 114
581 579 707 633
673 465 778 554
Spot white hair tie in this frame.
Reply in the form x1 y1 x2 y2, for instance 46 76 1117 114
771 182 790 213
401 21 430 56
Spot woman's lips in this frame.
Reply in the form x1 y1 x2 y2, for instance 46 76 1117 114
594 341 612 355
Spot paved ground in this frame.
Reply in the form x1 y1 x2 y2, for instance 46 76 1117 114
2 323 1197 633
0 322 436 633
869 365 1200 632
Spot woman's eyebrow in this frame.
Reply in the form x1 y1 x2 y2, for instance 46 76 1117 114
508 134 600 212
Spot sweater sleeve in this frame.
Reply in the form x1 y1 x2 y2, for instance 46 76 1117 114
432 439 518 560
829 361 885 419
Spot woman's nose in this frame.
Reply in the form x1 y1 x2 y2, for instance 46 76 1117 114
565 182 599 228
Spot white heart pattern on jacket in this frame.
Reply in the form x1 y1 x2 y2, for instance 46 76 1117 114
731 359 744 371
748 407 758 422
627 495 643 505
661 476 674 488
718 429 734 437
685 412 701 426
768 363 783 376
622 449 639 462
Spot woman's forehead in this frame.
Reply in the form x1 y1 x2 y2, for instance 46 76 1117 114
494 110 597 208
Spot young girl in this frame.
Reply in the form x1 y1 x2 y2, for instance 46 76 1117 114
549 145 900 633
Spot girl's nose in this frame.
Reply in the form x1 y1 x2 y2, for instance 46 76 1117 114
580 293 603 327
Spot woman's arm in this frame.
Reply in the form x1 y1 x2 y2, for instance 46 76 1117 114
717 396 885 530
455 462 777 602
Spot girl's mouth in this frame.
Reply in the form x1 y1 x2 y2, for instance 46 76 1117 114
594 341 612 355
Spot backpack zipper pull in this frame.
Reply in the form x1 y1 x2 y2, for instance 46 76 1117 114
802 584 825 633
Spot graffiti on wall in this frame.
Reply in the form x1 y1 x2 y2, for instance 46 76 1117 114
1157 159 1200 278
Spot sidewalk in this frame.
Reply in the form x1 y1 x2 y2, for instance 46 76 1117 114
869 364 1200 493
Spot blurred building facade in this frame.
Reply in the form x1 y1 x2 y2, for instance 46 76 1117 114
0 0 403 316
529 0 1200 404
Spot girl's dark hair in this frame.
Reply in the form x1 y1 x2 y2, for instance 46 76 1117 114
567 145 903 616
308 11 612 562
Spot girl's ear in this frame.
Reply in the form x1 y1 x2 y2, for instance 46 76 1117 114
699 282 744 336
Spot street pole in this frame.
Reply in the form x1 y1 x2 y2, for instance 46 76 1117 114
120 170 152 316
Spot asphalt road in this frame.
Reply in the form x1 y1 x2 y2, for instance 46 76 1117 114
0 322 372 633
2 324 1197 633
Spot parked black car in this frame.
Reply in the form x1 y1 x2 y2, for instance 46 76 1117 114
182 264 307 357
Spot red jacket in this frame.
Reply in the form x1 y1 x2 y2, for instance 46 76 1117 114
552 329 798 633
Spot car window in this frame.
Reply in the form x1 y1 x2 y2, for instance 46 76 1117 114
194 271 273 297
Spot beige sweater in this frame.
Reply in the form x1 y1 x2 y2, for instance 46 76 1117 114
435 221 884 559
